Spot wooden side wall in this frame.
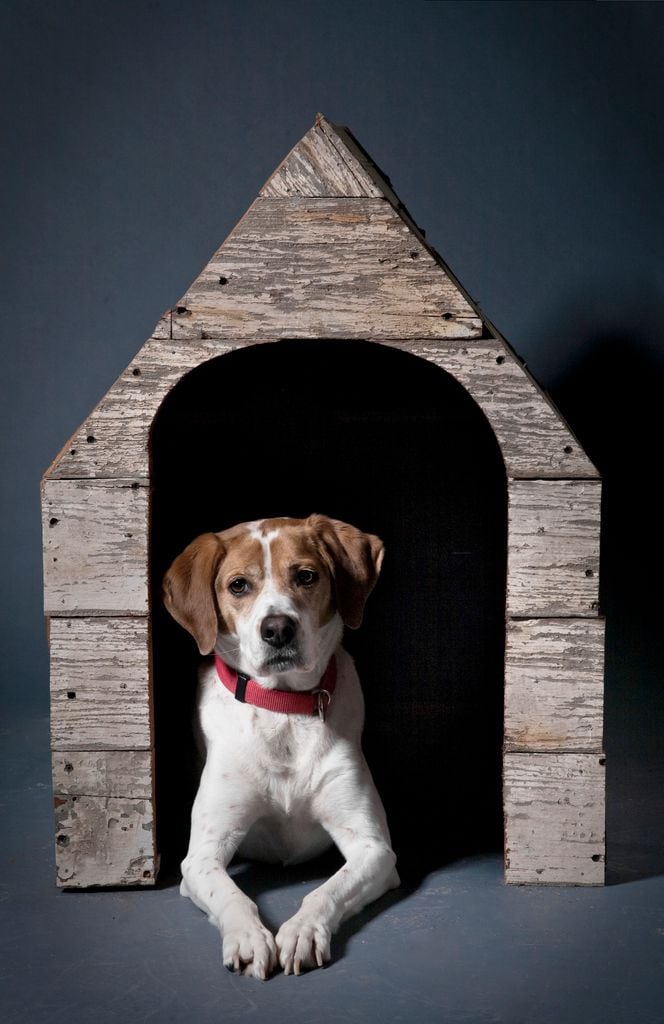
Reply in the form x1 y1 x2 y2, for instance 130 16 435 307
46 618 155 886
43 474 155 887
503 753 605 884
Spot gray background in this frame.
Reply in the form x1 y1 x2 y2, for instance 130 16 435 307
2 2 664 1022
2 0 663 718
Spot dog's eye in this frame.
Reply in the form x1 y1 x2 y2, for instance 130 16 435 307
296 569 318 587
229 578 250 596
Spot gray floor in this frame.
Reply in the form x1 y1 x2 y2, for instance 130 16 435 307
2 712 664 1024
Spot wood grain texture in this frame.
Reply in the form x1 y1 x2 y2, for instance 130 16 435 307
260 119 382 198
504 752 605 885
505 618 605 752
45 338 598 481
319 117 400 206
42 479 148 615
54 794 156 888
52 750 153 798
49 618 151 749
507 480 601 616
47 336 234 479
391 341 598 478
260 115 464 319
172 198 482 341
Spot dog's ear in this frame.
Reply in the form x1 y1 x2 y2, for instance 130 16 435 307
162 533 226 655
307 515 384 629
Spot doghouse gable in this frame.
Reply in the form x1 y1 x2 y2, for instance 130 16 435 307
42 114 605 888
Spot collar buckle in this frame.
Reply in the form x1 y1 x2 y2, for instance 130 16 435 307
313 688 332 723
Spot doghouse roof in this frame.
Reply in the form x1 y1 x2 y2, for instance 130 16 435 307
44 113 598 482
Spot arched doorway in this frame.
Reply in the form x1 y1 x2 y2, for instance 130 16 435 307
149 339 507 878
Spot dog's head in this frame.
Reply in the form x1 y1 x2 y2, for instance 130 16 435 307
162 515 384 683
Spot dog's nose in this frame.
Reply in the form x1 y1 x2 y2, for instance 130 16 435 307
260 615 297 648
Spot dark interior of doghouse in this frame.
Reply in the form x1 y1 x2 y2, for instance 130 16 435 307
150 339 507 881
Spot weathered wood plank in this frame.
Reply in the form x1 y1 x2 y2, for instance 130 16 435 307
172 198 482 341
49 618 151 749
318 116 396 203
54 794 156 888
42 479 148 615
505 618 605 752
48 337 598 481
46 336 234 479
44 339 593 482
504 752 605 884
260 119 382 198
52 750 153 798
261 115 460 314
390 341 598 478
507 480 601 616
258 106 484 342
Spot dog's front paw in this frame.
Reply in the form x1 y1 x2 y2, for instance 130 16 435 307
222 917 278 981
276 912 332 975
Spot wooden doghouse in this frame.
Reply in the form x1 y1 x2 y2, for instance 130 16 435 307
42 114 605 889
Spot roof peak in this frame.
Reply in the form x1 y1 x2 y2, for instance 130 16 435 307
259 113 384 199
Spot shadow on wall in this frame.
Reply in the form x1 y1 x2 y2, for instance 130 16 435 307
550 324 664 885
149 340 507 883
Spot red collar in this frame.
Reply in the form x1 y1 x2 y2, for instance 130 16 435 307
214 654 337 720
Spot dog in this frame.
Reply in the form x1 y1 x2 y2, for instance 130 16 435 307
162 514 399 978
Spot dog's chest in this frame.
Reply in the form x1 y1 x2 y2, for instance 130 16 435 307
201 681 331 785
227 714 334 864
245 712 329 797
254 714 303 764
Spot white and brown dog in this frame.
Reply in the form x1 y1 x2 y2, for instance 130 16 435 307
163 514 399 979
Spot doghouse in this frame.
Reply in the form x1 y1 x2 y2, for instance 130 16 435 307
41 114 605 889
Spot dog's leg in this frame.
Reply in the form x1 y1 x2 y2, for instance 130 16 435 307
276 771 399 974
181 772 277 979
